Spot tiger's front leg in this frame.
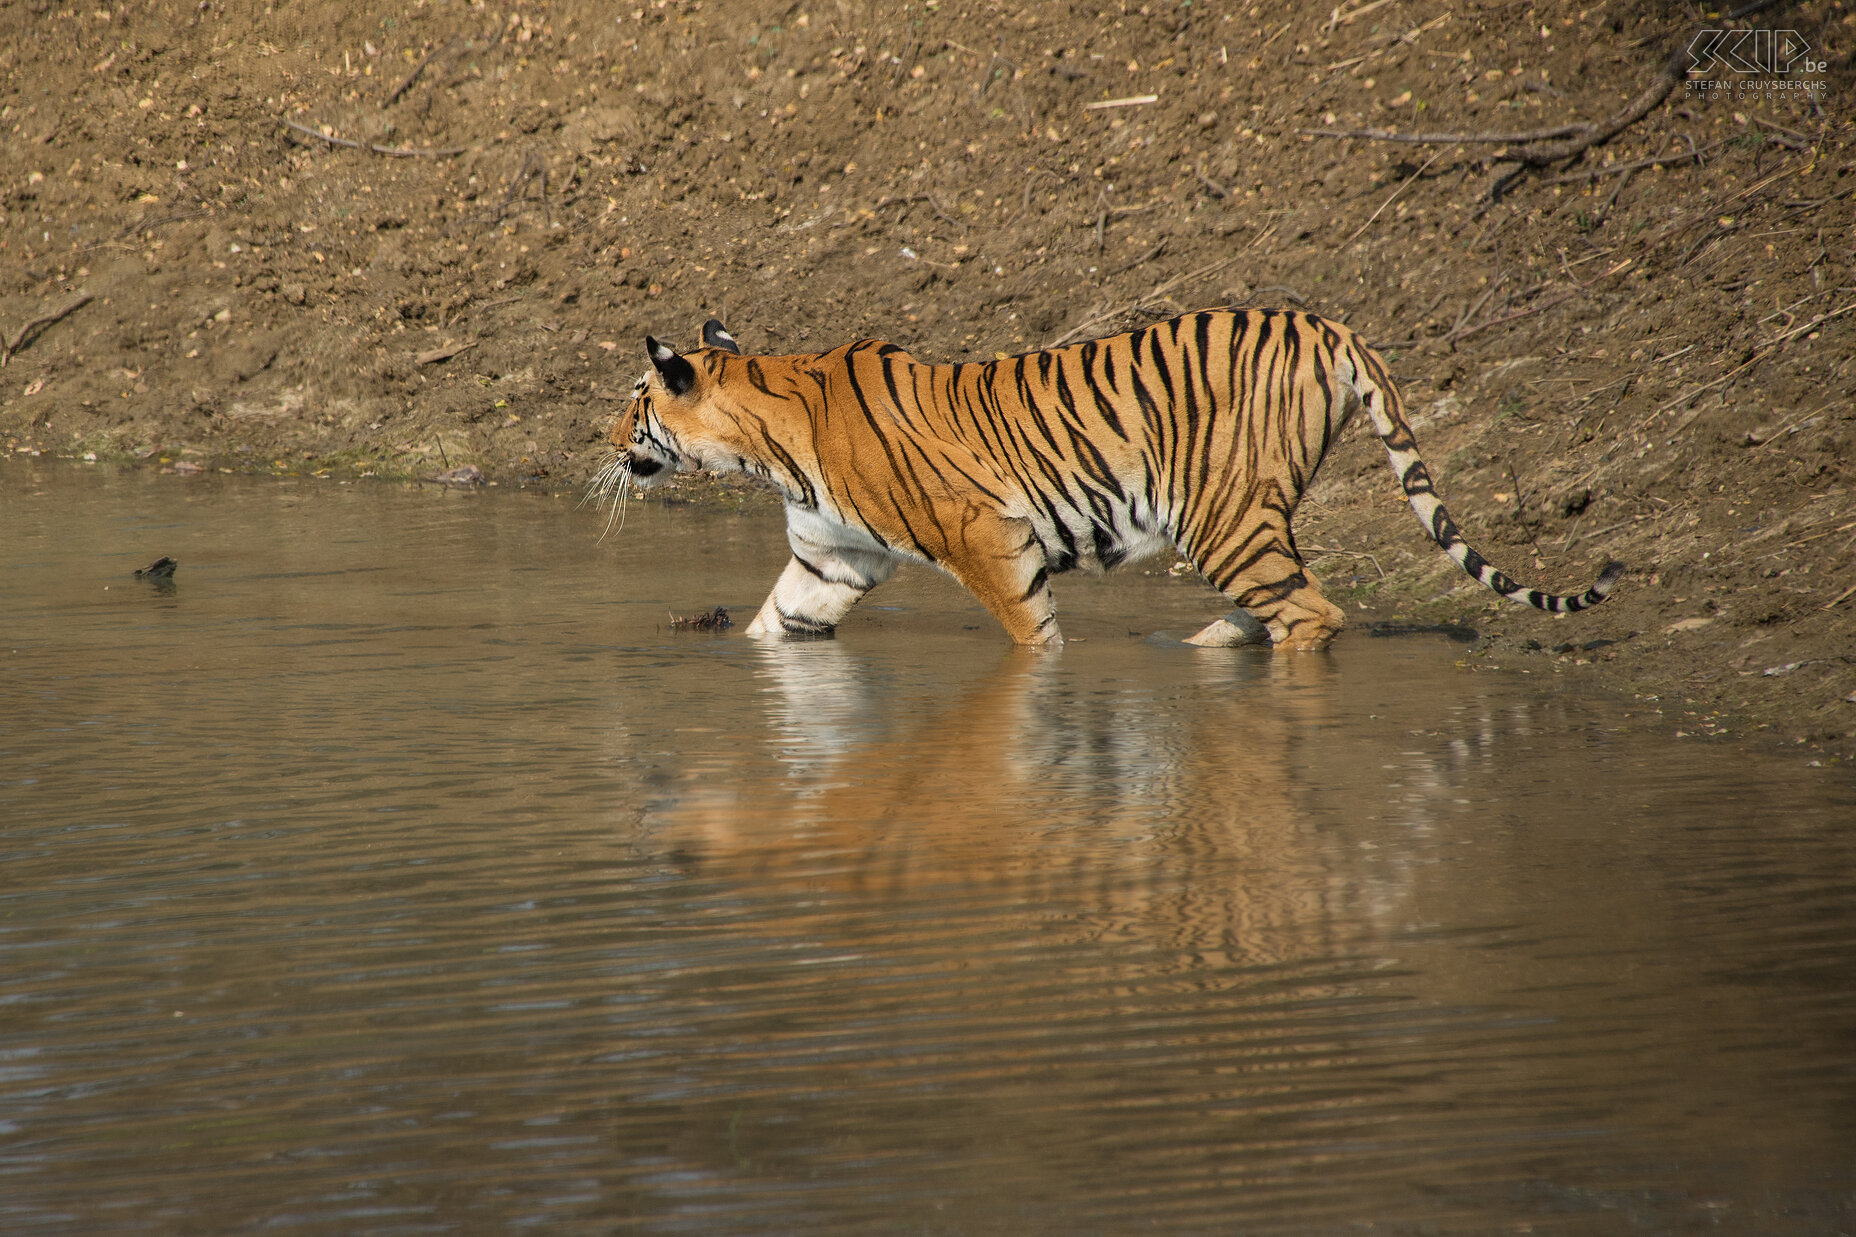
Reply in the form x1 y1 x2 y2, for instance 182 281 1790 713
744 510 899 639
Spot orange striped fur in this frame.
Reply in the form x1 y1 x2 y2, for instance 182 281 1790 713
590 311 1622 648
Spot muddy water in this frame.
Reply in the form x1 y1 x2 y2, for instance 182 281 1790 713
3 459 1853 1236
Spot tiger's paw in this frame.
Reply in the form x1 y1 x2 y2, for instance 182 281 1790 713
1266 615 1341 651
744 606 836 639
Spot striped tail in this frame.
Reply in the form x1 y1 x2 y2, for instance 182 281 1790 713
1345 344 1624 614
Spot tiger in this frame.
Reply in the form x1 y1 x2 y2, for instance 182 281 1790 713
587 310 1623 649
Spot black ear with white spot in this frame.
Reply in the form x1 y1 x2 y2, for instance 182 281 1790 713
645 335 696 397
701 319 740 355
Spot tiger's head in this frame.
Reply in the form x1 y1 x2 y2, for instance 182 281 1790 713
588 319 742 511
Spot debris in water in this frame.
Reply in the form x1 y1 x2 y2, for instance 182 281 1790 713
668 606 733 632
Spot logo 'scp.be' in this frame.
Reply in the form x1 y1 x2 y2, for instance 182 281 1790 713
1686 29 1823 75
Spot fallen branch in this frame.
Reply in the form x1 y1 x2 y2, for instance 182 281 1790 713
1251 283 1312 307
1767 299 1856 348
1016 167 1066 217
77 209 211 254
416 341 478 365
875 192 959 228
1298 122 1586 146
1447 275 1506 341
1749 400 1836 450
284 119 466 158
668 606 734 632
1344 146 1444 246
1326 0 1398 32
1546 138 1732 185
1447 259 1632 344
1641 300 1855 424
485 151 551 230
383 35 462 108
1111 239 1167 275
2 294 93 367
1292 14 1453 111
1303 545 1387 579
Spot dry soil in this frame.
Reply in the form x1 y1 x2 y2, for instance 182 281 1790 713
3 0 1854 758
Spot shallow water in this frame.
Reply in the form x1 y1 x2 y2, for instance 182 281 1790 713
3 459 1853 1236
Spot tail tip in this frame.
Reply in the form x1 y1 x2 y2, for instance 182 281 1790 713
1594 559 1626 596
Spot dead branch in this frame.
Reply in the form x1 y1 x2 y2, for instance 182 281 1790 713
1344 146 1444 246
1016 168 1065 217
1448 259 1632 344
489 151 551 229
284 119 466 158
1297 123 1586 146
2 294 93 367
1642 299 1856 424
1449 275 1506 340
416 341 478 365
383 36 463 109
875 193 959 228
1303 545 1387 579
1588 165 1633 226
1251 284 1312 307
1546 138 1732 185
77 208 212 254
1111 239 1167 275
668 606 733 632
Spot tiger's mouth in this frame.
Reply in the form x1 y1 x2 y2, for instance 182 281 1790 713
584 436 687 519
585 446 668 507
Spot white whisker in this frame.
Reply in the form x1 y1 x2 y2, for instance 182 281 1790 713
581 452 635 545
601 476 631 543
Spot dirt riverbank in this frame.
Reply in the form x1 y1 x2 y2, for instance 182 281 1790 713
3 0 1853 758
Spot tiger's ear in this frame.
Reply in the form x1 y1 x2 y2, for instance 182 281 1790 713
645 335 697 397
701 319 740 355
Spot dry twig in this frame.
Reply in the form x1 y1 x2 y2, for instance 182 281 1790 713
1646 300 1856 423
1016 168 1065 217
285 119 466 158
2 294 93 367
1303 545 1387 579
383 36 463 108
1548 139 1735 185
1449 259 1633 344
668 607 733 632
1298 122 1585 147
1344 146 1444 246
875 193 959 228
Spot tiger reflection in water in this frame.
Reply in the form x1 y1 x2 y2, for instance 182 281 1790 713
639 640 1367 968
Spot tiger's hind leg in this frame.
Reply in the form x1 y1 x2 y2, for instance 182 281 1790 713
1184 521 1346 651
940 511 1063 646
